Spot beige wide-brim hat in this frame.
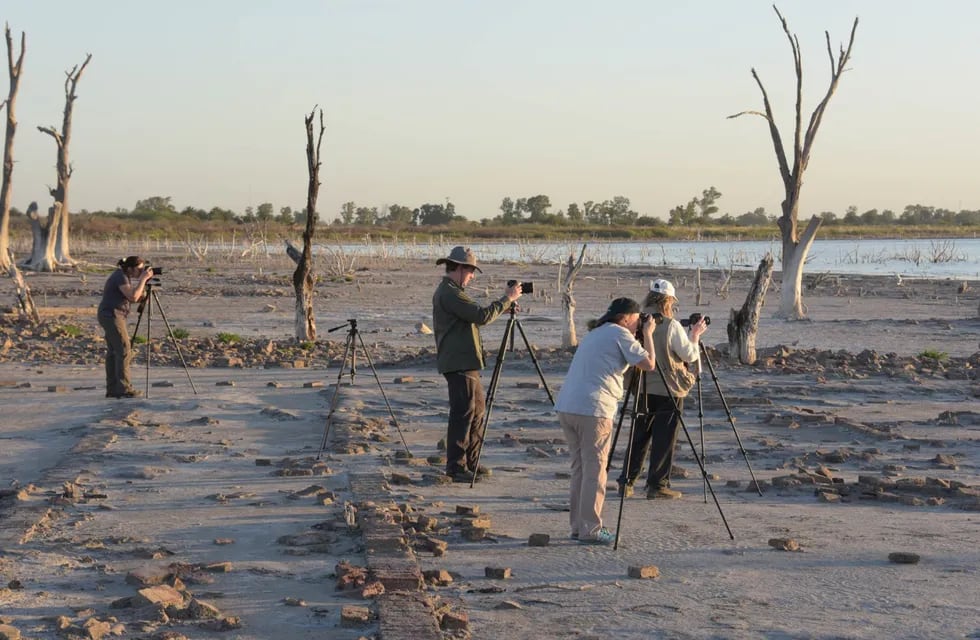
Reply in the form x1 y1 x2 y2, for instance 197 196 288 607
435 246 482 272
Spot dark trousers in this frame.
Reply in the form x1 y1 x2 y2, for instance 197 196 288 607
444 371 485 474
99 312 134 396
618 394 684 490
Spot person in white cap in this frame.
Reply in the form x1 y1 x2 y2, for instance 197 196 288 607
617 278 707 500
433 246 523 483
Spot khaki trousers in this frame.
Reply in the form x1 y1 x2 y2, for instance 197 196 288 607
558 411 614 538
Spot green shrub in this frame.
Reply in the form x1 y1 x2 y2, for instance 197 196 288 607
216 332 242 345
171 327 190 340
56 324 84 338
132 335 147 345
918 349 948 362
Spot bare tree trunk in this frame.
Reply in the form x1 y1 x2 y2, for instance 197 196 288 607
22 201 60 272
37 53 91 269
6 250 38 325
778 215 821 319
560 244 587 347
0 27 26 274
727 253 774 365
729 7 857 320
292 107 325 341
695 267 703 306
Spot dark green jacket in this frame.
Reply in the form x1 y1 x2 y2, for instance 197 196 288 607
432 276 512 374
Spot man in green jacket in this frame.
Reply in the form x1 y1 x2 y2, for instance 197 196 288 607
433 246 522 483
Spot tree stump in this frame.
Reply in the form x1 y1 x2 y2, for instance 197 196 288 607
727 254 773 365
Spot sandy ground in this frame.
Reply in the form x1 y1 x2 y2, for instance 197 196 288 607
1 248 978 639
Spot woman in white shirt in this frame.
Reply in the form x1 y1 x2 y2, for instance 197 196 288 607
554 297 656 545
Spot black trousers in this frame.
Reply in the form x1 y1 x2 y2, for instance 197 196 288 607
444 371 485 474
618 394 684 490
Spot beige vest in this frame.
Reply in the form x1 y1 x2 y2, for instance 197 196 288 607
647 319 696 398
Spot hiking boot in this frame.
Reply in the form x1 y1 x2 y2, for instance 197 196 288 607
617 483 634 498
646 486 682 500
579 527 615 545
473 465 492 478
108 388 143 399
449 469 477 483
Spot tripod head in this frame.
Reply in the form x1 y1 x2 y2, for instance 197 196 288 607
328 318 358 333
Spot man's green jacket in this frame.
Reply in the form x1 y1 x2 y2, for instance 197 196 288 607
432 276 512 374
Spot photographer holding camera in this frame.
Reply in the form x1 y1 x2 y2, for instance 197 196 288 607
618 278 707 500
432 246 522 483
554 297 656 545
96 256 156 398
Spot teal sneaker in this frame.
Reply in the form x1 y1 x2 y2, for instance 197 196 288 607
579 527 615 545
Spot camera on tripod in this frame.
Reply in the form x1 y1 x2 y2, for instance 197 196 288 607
679 312 710 328
507 280 533 294
144 264 164 286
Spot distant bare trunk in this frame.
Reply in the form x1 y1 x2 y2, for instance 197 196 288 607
37 52 91 269
0 27 26 274
727 253 774 365
293 107 325 341
560 244 587 347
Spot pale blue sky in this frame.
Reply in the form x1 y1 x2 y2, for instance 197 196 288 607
2 1 978 222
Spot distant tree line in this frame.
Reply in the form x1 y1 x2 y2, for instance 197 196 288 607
5 191 979 231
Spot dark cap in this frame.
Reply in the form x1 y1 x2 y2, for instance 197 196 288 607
119 256 144 269
596 297 641 326
435 246 482 273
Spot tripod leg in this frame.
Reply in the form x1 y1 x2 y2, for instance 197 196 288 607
151 291 198 394
512 318 556 405
354 328 412 457
468 315 514 488
143 294 151 396
316 330 355 460
700 344 763 496
613 377 645 550
606 370 638 471
697 376 706 503
654 361 735 541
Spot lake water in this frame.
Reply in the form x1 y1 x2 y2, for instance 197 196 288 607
329 237 980 280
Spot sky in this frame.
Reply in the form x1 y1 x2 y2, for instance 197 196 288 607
2 1 979 223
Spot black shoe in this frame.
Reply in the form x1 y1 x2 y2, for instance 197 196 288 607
449 469 477 483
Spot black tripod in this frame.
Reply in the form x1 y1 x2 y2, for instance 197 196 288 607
607 362 734 543
131 283 198 397
468 305 555 488
610 370 646 550
316 319 410 459
696 342 763 497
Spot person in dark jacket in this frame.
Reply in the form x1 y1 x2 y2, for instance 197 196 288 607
432 246 522 482
97 256 155 398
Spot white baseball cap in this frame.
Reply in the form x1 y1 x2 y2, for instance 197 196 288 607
649 278 676 298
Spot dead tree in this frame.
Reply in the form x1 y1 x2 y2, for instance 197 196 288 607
727 253 774 365
23 201 61 272
729 6 857 320
292 107 325 341
560 243 587 347
6 249 38 325
0 25 26 274
33 52 91 269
